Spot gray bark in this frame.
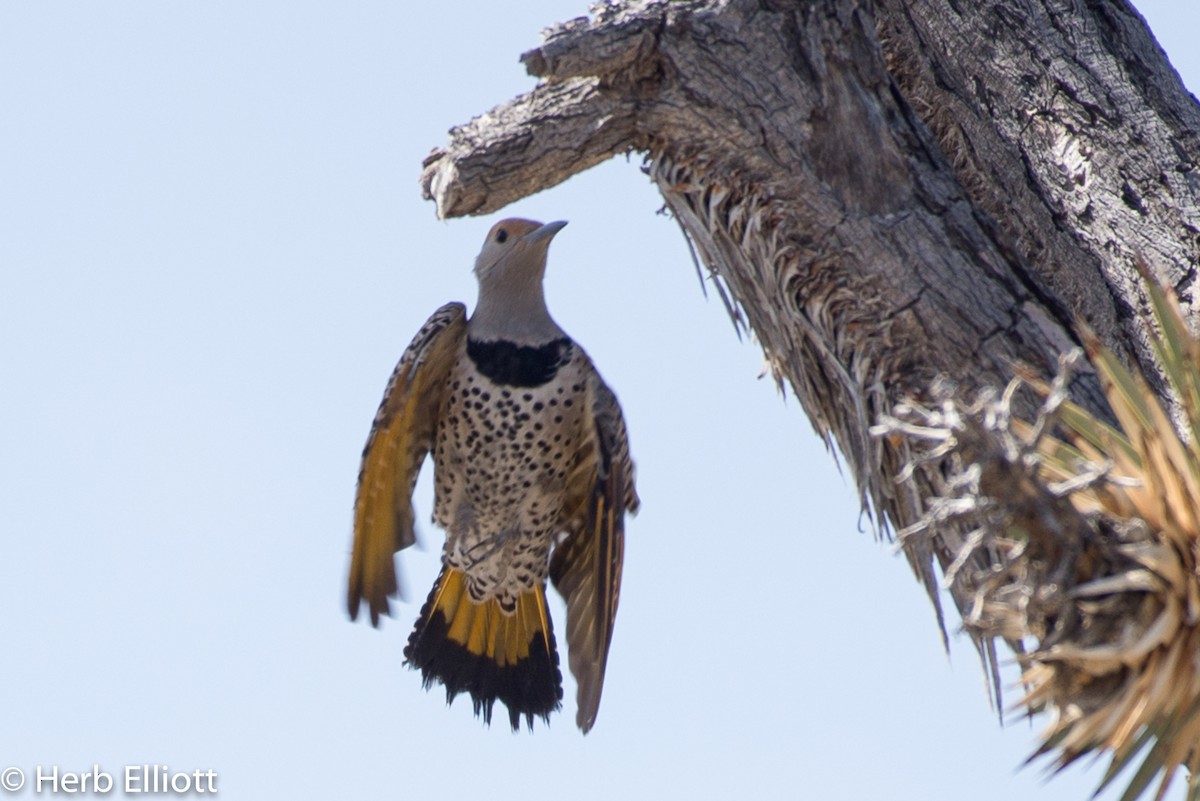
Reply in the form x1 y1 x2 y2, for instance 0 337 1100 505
419 0 1200 700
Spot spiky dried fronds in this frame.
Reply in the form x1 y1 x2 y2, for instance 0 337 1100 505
879 269 1200 801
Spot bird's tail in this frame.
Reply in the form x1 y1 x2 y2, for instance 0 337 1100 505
404 566 563 730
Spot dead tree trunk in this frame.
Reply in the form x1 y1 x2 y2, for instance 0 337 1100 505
420 0 1200 792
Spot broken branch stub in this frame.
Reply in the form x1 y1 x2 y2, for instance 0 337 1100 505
421 77 636 218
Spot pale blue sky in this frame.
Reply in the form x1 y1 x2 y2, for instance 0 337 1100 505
1 3 1196 800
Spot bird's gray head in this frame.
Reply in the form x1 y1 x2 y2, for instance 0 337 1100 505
473 218 568 282
468 218 569 344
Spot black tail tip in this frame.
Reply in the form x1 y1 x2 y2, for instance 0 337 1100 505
405 609 563 731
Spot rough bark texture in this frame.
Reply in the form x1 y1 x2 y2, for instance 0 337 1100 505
876 0 1200 392
419 0 1200 752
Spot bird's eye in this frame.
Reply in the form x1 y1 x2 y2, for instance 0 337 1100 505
496 228 508 243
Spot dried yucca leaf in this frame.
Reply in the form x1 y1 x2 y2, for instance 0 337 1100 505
878 262 1200 801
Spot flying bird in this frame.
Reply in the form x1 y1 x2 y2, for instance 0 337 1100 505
348 218 638 732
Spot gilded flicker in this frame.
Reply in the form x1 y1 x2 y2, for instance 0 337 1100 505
347 218 638 732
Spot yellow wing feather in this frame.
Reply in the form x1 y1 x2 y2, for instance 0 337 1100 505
347 303 466 626
550 369 637 733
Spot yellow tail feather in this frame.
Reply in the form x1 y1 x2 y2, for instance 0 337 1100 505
404 567 563 729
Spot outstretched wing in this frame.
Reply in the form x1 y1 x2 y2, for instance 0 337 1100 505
551 369 639 733
348 302 466 627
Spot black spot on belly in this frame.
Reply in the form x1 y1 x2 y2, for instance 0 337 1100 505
467 338 573 388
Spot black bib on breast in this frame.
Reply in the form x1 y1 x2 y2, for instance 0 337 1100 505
466 337 573 388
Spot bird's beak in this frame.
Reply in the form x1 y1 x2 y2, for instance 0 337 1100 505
524 220 568 243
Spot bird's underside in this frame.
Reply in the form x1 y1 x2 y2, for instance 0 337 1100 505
347 219 638 733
